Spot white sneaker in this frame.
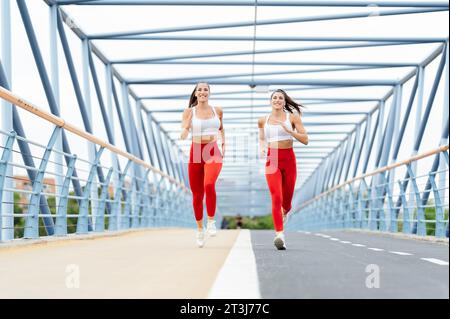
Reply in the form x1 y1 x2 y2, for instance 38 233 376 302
196 230 206 248
206 220 217 237
274 233 287 250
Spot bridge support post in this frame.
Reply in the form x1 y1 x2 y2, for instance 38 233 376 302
55 154 77 236
94 167 113 233
1 0 14 241
24 127 61 239
429 173 446 238
398 181 412 234
77 147 105 234
110 160 132 231
0 131 15 241
407 165 426 236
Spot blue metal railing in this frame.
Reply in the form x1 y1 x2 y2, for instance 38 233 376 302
0 87 195 241
288 146 449 238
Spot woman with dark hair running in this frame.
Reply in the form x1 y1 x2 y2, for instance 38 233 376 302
180 82 225 248
258 89 308 250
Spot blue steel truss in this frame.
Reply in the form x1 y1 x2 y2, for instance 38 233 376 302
0 0 448 241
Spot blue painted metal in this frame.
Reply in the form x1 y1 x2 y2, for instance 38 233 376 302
0 0 446 240
414 45 447 151
395 46 448 216
406 164 426 236
57 13 113 217
140 114 157 167
56 0 450 7
1 0 14 241
24 127 61 239
49 3 65 238
118 41 414 66
109 160 133 231
392 70 420 160
0 131 16 241
351 121 368 178
88 34 447 43
362 110 381 173
17 0 90 230
77 147 105 234
95 167 113 232
94 8 444 40
111 78 132 153
129 66 380 84
429 173 446 238
398 180 412 234
87 48 115 144
55 154 77 236
344 126 360 181
151 116 170 175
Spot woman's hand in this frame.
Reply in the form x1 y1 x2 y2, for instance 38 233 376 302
259 142 267 158
260 148 267 158
273 119 294 135
180 108 193 140
221 142 225 157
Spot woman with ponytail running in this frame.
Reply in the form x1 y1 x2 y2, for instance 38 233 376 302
180 82 225 248
258 89 308 250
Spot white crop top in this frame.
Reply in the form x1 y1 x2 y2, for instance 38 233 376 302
264 113 294 143
191 106 221 137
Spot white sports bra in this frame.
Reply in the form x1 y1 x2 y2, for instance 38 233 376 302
191 106 221 137
264 112 294 143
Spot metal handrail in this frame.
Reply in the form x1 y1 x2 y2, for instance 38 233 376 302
295 144 449 211
0 86 189 192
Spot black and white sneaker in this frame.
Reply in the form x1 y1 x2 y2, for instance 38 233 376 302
274 233 287 250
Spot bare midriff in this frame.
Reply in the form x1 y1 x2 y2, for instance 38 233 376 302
192 135 218 144
267 139 294 149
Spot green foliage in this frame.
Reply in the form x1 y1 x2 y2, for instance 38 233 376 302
222 215 274 230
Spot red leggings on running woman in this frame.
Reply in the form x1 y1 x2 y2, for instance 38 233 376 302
188 141 223 221
265 147 297 232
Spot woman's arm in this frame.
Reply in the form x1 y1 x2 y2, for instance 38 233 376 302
180 108 193 140
274 113 309 145
216 107 225 156
258 117 267 157
290 113 308 145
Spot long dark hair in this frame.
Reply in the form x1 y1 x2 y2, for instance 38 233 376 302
188 82 210 108
271 89 304 115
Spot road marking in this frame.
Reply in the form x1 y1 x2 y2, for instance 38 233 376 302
304 232 311 235
208 230 261 299
352 244 366 247
389 251 413 256
421 258 449 266
329 238 340 241
340 241 352 244
368 248 385 252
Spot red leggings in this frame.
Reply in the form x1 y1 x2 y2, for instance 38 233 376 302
265 147 297 232
188 141 223 221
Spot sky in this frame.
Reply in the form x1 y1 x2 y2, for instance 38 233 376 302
0 0 449 216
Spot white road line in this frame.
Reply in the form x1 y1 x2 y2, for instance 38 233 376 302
340 241 352 244
421 258 449 266
329 238 340 241
368 248 385 252
208 230 261 299
352 244 366 247
304 232 311 235
389 251 413 256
